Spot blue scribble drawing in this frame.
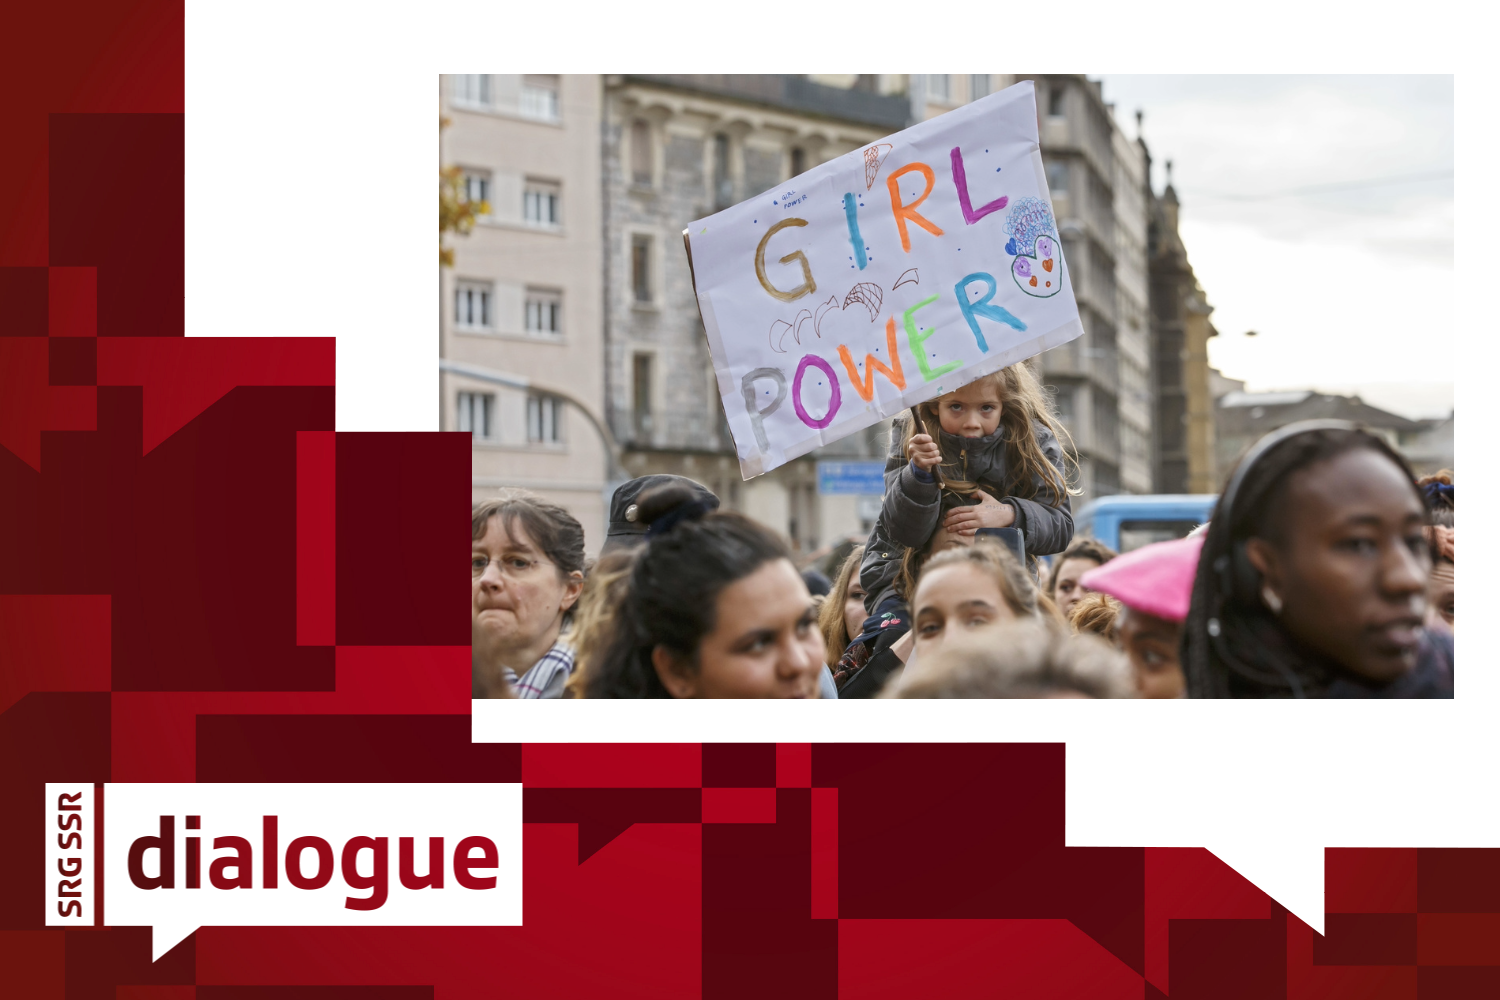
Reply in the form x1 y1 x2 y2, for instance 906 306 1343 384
1003 197 1057 258
1011 235 1062 298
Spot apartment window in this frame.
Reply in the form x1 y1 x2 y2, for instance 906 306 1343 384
970 75 990 100
463 171 490 213
1048 84 1066 118
1047 160 1069 195
631 235 653 304
630 119 652 187
523 180 560 226
1052 384 1075 421
713 133 732 210
520 74 560 121
457 391 494 439
790 146 806 178
928 74 950 102
524 288 561 336
632 352 653 436
452 74 491 108
454 280 492 330
527 394 562 443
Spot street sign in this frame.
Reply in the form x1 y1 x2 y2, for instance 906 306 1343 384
818 461 886 496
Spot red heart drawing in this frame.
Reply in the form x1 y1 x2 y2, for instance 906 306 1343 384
1029 276 1038 287
1042 258 1053 272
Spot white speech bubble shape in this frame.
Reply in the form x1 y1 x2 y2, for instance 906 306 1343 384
104 783 521 961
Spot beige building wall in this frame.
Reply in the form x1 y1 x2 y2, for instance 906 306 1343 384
439 74 609 555
1183 294 1218 493
1112 126 1154 494
602 76 905 555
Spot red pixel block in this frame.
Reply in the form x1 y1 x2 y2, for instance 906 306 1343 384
1326 848 1418 913
0 337 95 470
0 594 110 715
1145 847 1272 994
48 266 95 337
839 919 1143 1000
703 786 777 824
96 337 334 454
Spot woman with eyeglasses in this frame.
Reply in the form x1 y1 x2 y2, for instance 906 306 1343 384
472 490 586 698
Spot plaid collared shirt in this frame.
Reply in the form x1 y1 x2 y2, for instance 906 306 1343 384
502 641 575 699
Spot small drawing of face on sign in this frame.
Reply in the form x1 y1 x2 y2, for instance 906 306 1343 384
1011 235 1061 298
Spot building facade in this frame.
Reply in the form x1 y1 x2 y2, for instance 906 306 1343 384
600 75 910 553
438 74 610 552
1148 177 1219 494
1215 389 1439 477
1021 76 1128 500
1111 120 1155 495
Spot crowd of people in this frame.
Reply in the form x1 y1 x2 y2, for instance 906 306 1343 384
472 364 1455 699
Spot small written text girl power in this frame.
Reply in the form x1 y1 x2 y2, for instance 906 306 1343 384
859 363 1078 619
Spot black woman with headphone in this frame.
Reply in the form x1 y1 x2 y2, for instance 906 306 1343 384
1182 420 1453 698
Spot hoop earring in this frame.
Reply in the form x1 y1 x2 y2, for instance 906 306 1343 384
1261 585 1283 615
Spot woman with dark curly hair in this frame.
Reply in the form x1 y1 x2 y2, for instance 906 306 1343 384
578 483 829 699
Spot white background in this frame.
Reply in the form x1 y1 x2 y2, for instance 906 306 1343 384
105 784 521 960
186 0 1487 939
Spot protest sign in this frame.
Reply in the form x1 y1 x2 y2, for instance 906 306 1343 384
685 80 1085 479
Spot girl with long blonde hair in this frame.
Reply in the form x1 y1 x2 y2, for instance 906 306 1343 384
859 362 1079 618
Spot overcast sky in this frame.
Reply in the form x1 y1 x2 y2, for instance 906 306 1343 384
1095 75 1453 419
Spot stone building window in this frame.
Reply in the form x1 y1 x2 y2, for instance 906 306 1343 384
457 391 494 440
1052 384 1075 421
630 120 652 187
1047 160 1068 195
970 75 990 100
520 75 560 121
463 171 490 215
1048 84 1066 118
632 353 654 436
713 133 733 210
790 146 806 178
452 75 491 109
929 74 951 102
523 180 560 227
631 235 653 304
524 288 561 336
527 394 563 444
454 280 493 331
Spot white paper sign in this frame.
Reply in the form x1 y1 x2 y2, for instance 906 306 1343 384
686 80 1085 479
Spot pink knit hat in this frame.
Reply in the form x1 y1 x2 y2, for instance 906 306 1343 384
1078 534 1205 623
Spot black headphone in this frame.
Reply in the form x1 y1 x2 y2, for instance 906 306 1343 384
1208 418 1360 698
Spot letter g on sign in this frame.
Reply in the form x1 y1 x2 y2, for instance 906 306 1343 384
754 218 817 302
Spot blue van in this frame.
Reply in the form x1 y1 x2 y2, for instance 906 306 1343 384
1073 494 1217 553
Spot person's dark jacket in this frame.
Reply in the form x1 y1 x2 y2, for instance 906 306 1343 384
861 413 1073 613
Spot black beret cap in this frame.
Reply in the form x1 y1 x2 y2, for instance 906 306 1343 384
599 474 720 556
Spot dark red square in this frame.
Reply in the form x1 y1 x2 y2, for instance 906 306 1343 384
1418 849 1500 913
1169 916 1285 1000
1418 966 1500 1000
1313 912 1417 965
334 432 470 646
704 743 776 787
48 337 96 385
0 267 48 336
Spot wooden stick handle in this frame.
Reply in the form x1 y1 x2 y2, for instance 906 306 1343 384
907 405 945 491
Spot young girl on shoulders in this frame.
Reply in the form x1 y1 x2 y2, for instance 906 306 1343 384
859 362 1078 619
